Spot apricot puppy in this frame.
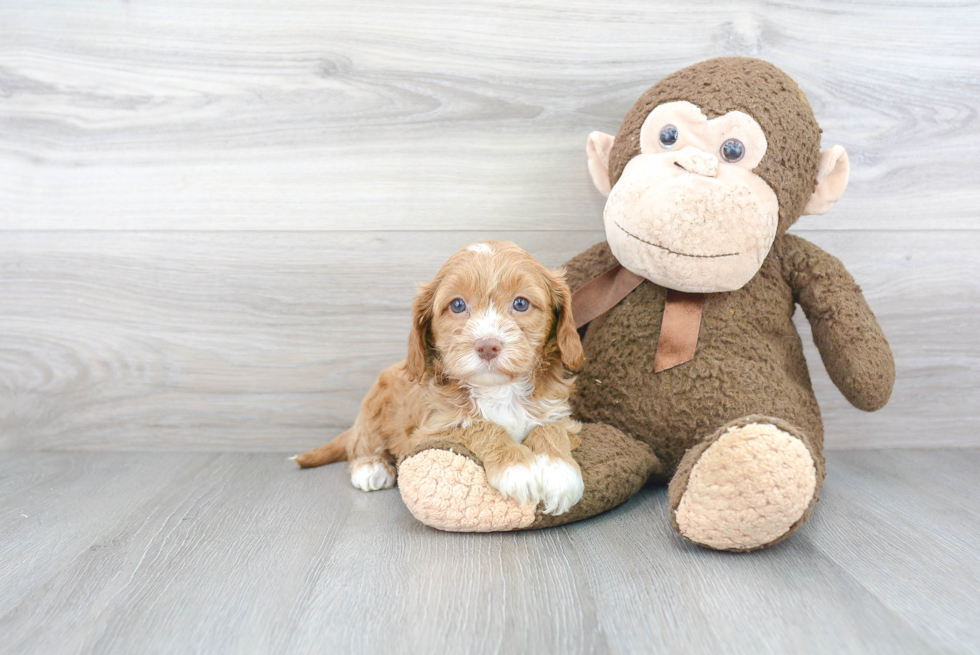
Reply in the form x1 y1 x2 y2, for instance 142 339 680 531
294 241 586 515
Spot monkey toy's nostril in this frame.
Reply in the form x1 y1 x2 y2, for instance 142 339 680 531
475 338 502 362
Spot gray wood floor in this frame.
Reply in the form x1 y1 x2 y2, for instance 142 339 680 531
1 449 978 655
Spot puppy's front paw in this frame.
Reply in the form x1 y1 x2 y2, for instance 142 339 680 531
487 463 539 506
533 456 584 515
349 457 396 492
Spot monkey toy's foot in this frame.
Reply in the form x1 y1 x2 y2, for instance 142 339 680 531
668 415 824 552
398 441 537 532
398 424 661 532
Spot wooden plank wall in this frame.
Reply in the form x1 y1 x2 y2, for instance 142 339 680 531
1 0 977 451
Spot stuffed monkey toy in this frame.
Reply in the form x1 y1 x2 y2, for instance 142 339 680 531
396 57 895 551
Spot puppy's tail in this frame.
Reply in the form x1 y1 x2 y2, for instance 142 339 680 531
292 429 351 469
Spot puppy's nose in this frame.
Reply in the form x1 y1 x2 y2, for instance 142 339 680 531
475 338 502 362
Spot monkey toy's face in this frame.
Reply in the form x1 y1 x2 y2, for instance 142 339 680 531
602 101 777 293
587 83 849 294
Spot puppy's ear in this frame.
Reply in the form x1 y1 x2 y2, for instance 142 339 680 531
406 281 436 381
550 269 584 370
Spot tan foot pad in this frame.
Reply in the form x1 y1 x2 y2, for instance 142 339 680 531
399 448 536 532
674 422 817 551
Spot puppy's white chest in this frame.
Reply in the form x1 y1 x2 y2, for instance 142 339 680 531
471 383 536 442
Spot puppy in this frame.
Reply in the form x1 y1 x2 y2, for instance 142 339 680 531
294 240 586 515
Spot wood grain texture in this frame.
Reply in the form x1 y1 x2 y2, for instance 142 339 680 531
809 449 980 653
0 0 978 231
0 453 216 616
0 0 977 451
1 230 976 452
1 450 977 655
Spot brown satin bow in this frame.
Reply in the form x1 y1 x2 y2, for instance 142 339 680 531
570 264 704 373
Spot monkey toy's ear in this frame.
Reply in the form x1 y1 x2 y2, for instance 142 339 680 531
586 131 616 197
803 146 850 215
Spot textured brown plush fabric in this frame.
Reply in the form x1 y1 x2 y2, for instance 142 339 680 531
566 238 893 475
777 236 896 411
562 236 892 547
529 423 661 529
607 57 822 236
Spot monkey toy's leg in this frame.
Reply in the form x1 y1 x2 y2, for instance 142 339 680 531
397 423 661 532
668 415 826 552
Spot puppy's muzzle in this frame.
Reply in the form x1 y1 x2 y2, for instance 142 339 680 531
475 338 502 362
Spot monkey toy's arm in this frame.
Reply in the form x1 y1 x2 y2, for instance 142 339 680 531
777 234 895 411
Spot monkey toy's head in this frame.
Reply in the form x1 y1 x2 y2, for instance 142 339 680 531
587 57 850 293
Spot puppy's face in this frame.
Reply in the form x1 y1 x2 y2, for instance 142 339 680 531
406 241 583 385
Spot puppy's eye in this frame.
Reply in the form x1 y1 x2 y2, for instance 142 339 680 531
659 125 678 148
512 297 530 312
720 138 744 163
450 298 467 313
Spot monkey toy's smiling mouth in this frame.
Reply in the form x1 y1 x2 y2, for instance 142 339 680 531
614 221 739 259
601 165 778 293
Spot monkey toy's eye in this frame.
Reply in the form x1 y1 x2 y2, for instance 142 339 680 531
512 297 530 312
720 138 745 163
659 125 679 148
450 298 467 313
